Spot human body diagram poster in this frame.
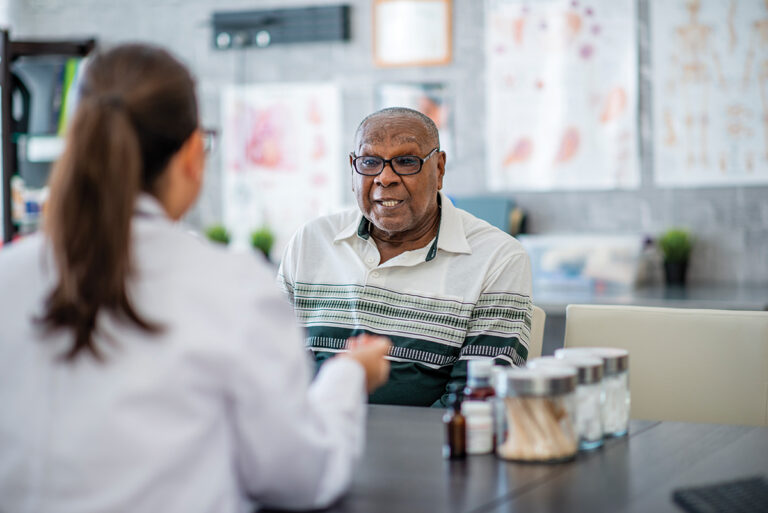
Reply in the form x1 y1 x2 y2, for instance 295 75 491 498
652 0 768 187
221 84 342 255
486 0 639 191
375 82 454 157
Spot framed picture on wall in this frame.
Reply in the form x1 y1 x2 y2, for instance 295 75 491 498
373 0 452 67
375 82 454 157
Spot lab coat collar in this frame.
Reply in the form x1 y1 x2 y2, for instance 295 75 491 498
134 193 170 220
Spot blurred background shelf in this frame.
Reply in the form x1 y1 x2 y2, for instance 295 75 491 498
0 29 95 243
16 134 65 163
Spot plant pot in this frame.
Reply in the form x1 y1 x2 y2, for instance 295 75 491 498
664 260 688 286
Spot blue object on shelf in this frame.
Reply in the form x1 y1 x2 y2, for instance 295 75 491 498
450 196 514 233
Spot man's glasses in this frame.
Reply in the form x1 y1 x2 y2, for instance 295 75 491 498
350 147 439 176
202 128 218 155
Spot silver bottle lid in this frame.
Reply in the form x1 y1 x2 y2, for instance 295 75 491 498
503 367 577 397
555 347 629 376
528 355 603 384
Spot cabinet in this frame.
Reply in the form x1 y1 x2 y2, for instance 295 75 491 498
0 29 95 243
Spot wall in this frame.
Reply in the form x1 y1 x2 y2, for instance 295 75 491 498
7 0 768 284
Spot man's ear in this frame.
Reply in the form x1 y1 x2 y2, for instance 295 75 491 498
350 154 360 192
436 150 446 190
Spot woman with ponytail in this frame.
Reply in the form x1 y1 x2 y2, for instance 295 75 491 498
0 44 390 513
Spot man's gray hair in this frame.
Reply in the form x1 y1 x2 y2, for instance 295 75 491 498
355 107 440 149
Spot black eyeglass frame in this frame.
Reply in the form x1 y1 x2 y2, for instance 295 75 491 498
350 147 440 176
202 128 218 155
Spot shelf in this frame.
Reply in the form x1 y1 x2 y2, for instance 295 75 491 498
1 29 96 243
9 39 95 60
16 134 65 163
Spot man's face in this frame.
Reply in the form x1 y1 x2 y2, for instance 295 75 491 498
351 116 445 239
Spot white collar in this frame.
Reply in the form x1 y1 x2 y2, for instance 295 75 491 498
334 191 472 261
134 193 170 220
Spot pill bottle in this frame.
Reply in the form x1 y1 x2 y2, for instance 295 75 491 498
461 400 494 455
443 392 466 459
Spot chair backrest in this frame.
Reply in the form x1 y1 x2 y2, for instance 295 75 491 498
528 305 546 360
564 304 768 426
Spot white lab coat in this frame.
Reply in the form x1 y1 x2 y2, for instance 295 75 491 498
0 194 366 513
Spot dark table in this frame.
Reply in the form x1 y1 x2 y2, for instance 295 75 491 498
318 405 768 513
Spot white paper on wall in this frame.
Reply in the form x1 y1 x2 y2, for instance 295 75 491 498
651 0 768 187
486 0 639 191
221 83 343 257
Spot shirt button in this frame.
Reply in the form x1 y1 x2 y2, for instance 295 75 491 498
371 271 380 278
366 256 375 264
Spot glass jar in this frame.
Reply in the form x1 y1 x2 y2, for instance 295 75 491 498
496 367 578 462
491 365 508 451
529 355 604 450
556 347 630 437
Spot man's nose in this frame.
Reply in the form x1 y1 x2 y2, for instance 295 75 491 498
374 162 401 186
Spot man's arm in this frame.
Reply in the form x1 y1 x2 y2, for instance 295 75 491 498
432 250 533 407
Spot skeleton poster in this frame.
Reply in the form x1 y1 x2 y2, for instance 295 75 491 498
652 0 768 187
486 0 639 191
221 83 343 257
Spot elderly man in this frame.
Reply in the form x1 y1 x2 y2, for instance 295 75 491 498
278 107 532 407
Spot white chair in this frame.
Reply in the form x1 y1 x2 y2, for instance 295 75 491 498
564 304 768 426
528 305 546 360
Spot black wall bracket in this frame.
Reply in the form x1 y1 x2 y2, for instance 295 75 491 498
212 5 350 50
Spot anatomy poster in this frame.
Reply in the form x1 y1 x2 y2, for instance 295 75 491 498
375 82 454 157
486 0 639 191
652 0 768 187
221 83 343 255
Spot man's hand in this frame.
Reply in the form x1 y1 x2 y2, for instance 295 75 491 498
342 335 391 393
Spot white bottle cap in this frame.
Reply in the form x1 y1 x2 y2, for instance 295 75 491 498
467 359 492 379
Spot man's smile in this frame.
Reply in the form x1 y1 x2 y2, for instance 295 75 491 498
374 199 404 208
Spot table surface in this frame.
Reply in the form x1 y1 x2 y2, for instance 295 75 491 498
533 284 768 315
282 405 768 513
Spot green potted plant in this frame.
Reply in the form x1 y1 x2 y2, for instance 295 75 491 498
250 226 275 261
658 228 693 286
204 224 230 246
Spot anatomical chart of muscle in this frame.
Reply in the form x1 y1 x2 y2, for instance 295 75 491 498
486 0 638 191
652 0 768 187
221 83 342 255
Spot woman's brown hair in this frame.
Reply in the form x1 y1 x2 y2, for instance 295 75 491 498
40 44 198 361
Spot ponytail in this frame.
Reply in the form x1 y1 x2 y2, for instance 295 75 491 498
41 97 158 360
38 44 197 361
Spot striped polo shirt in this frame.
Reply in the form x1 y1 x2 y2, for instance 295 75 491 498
277 192 533 407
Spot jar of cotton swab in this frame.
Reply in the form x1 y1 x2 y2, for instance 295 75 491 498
496 367 578 463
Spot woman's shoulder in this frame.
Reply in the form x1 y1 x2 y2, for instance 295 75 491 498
0 233 48 274
135 220 271 285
